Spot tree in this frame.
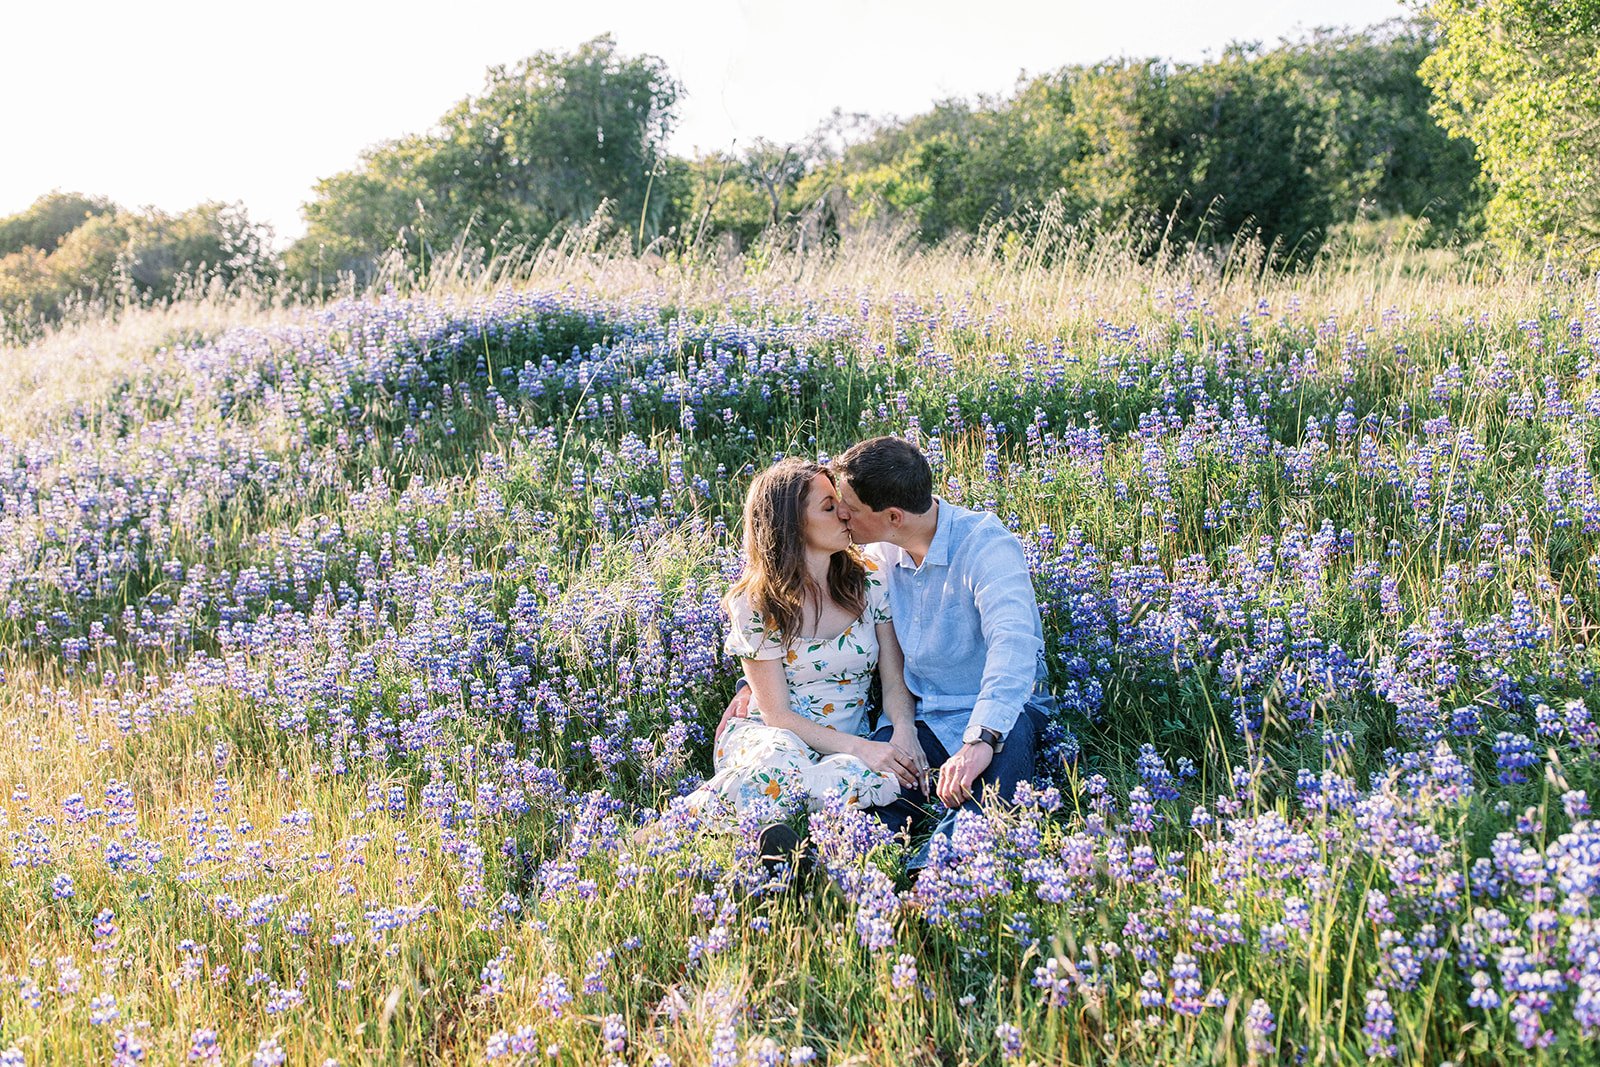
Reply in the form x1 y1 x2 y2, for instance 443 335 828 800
1263 22 1482 232
1126 47 1341 256
0 199 274 336
286 141 438 282
1419 0 1600 260
121 202 274 297
286 36 681 283
48 212 132 292
671 152 772 252
0 248 68 332
825 23 1481 259
840 89 1103 244
0 192 116 257
742 139 807 227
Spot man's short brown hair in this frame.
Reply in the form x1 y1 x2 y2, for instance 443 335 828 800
833 436 934 514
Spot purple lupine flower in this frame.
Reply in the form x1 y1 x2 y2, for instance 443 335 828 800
1245 998 1275 1056
1031 957 1075 1007
536 972 572 1017
601 1014 627 1054
889 955 919 997
1363 989 1396 1058
1563 790 1590 819
710 1023 738 1067
251 1038 287 1067
188 1028 221 1063
1136 744 1180 801
1169 953 1205 1016
89 993 119 1025
745 1038 783 1067
1493 732 1540 785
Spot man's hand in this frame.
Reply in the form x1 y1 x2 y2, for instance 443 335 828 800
853 738 921 790
715 687 753 741
936 742 994 808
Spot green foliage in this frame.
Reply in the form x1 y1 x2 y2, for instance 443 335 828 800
48 212 133 291
1129 48 1340 254
824 22 1481 259
121 202 275 298
0 200 274 338
671 152 775 252
0 247 70 324
841 88 1106 244
1419 0 1600 262
0 191 115 257
285 35 680 284
1265 25 1483 230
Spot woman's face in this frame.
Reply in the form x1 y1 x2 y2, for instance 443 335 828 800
801 471 852 555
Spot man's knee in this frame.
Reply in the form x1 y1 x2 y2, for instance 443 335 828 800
980 712 1045 797
1010 705 1047 751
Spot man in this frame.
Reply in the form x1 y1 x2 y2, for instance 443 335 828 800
725 435 1052 864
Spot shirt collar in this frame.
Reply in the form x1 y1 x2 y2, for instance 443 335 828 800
901 496 952 569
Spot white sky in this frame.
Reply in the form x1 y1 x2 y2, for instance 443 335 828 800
3 0 1409 246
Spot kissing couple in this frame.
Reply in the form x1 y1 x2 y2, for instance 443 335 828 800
676 435 1054 873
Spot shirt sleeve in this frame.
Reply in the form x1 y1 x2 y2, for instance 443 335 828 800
724 591 787 661
863 561 892 623
964 530 1045 740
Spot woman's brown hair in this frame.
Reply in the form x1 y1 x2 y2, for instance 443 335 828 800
728 458 866 643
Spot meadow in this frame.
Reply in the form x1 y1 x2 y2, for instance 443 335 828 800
1 233 1598 1066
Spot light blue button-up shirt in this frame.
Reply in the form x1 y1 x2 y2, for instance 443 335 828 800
869 498 1048 757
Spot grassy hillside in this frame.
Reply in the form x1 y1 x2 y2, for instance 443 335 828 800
1 240 1598 1065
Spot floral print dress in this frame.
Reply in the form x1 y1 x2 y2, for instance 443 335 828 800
688 568 901 822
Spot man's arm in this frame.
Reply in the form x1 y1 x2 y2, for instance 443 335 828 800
936 533 1042 807
963 532 1044 742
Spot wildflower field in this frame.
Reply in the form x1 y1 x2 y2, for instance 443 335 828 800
3 246 1600 1066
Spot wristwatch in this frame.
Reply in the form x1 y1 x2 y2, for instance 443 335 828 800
964 725 1005 754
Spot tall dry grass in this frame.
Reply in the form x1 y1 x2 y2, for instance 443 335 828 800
6 208 1584 443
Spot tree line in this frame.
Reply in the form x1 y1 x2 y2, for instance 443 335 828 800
3 4 1596 337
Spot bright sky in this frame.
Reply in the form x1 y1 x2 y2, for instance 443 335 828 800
5 0 1409 246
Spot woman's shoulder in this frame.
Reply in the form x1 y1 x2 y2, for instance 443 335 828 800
724 589 787 660
860 560 892 621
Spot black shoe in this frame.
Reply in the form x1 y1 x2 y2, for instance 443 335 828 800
757 823 814 883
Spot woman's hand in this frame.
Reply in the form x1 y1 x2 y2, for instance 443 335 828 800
715 686 753 740
889 725 930 792
852 738 920 790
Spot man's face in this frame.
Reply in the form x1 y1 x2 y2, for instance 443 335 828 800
835 476 893 545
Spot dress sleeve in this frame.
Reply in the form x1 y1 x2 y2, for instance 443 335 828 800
724 591 787 661
863 560 892 623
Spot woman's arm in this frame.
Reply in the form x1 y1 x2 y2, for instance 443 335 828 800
876 622 928 775
742 656 919 786
741 657 863 756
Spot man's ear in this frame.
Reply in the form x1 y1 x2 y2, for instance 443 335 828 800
885 507 905 528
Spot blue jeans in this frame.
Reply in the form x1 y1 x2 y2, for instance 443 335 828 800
868 703 1049 868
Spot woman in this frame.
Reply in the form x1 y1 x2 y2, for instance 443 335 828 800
687 458 926 829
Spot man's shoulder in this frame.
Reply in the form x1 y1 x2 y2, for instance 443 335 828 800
947 504 1022 552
